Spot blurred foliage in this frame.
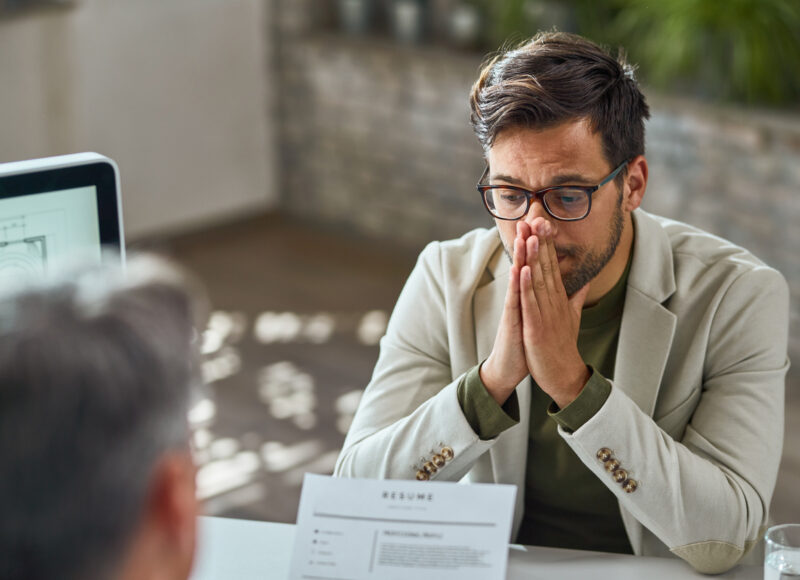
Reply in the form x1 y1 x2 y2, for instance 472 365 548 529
487 0 530 47
479 0 800 108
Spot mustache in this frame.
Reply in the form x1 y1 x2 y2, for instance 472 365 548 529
554 245 580 259
502 242 581 263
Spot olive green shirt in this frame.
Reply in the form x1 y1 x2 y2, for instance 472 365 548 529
457 256 633 553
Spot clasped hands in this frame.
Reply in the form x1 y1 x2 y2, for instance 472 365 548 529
480 218 591 409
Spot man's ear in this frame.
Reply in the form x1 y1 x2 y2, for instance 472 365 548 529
147 450 199 575
623 155 648 212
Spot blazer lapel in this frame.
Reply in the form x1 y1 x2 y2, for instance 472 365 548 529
614 210 678 417
473 245 508 365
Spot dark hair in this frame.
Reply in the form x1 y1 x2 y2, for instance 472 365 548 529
0 256 205 580
469 31 650 170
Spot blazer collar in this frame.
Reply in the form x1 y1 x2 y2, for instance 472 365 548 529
614 209 678 417
628 209 677 302
474 241 508 365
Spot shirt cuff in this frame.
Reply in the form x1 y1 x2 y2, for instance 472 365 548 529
547 366 611 433
456 362 520 440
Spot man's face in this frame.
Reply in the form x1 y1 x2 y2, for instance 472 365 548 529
486 120 628 297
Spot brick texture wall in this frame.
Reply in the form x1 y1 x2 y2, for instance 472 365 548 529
273 21 800 384
278 36 487 246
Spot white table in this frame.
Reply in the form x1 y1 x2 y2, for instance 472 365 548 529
190 516 761 579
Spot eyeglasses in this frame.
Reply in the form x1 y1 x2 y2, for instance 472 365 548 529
476 160 628 222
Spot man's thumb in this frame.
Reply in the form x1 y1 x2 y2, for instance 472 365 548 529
569 283 591 316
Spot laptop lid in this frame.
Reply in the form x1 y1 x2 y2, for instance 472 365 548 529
0 152 124 281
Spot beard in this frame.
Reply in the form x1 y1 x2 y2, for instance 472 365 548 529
502 192 625 297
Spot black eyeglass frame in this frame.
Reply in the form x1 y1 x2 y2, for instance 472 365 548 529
476 160 629 222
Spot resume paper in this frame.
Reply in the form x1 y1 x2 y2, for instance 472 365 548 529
289 474 517 580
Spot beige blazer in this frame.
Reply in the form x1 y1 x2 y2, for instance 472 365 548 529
334 210 789 574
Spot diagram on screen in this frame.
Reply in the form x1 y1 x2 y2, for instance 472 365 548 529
0 214 59 282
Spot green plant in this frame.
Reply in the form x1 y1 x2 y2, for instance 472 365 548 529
486 0 534 48
474 0 800 107
609 0 800 105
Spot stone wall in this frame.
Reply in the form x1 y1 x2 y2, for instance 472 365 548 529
273 23 800 384
277 35 487 247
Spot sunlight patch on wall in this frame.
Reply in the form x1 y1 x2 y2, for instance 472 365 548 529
202 347 242 384
257 361 318 430
202 310 247 355
189 397 217 428
261 440 324 473
253 311 336 344
254 312 304 343
303 313 336 343
252 310 387 345
335 389 363 434
357 310 388 345
282 450 341 486
196 450 261 500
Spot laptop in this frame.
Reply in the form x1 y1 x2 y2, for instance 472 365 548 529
0 152 124 281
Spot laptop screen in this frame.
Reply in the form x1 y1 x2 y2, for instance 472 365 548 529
0 154 124 283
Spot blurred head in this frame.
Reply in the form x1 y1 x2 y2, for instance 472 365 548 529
0 255 206 580
469 32 650 303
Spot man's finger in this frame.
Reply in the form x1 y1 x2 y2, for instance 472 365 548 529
517 220 532 241
519 265 543 329
505 262 521 312
525 232 539 271
514 234 526 271
530 257 553 317
569 283 591 318
537 225 560 296
504 235 526 321
545 230 565 294
527 232 554 310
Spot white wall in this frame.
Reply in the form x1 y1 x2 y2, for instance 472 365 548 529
0 0 276 239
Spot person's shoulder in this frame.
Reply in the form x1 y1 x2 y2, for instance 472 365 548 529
644 211 769 269
639 210 785 288
417 227 503 283
420 227 500 264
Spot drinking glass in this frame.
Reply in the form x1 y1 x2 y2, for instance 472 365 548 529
765 524 800 579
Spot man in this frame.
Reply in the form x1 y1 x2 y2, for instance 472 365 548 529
334 32 790 574
0 257 203 580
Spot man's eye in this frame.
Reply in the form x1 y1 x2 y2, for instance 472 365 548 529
553 190 585 205
499 191 526 204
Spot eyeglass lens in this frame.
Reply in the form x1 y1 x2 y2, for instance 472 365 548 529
484 187 590 220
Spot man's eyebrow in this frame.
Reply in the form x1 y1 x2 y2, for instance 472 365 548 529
490 172 595 188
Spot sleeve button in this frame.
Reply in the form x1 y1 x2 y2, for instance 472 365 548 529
596 447 613 462
612 469 628 483
604 458 620 472
441 446 454 461
432 454 445 468
415 470 429 481
422 461 437 475
623 479 638 493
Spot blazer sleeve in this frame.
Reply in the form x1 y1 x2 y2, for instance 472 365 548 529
334 242 496 481
559 265 789 574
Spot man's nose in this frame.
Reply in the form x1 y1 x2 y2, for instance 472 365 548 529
524 198 553 226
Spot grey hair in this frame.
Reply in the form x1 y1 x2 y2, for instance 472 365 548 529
0 254 207 580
